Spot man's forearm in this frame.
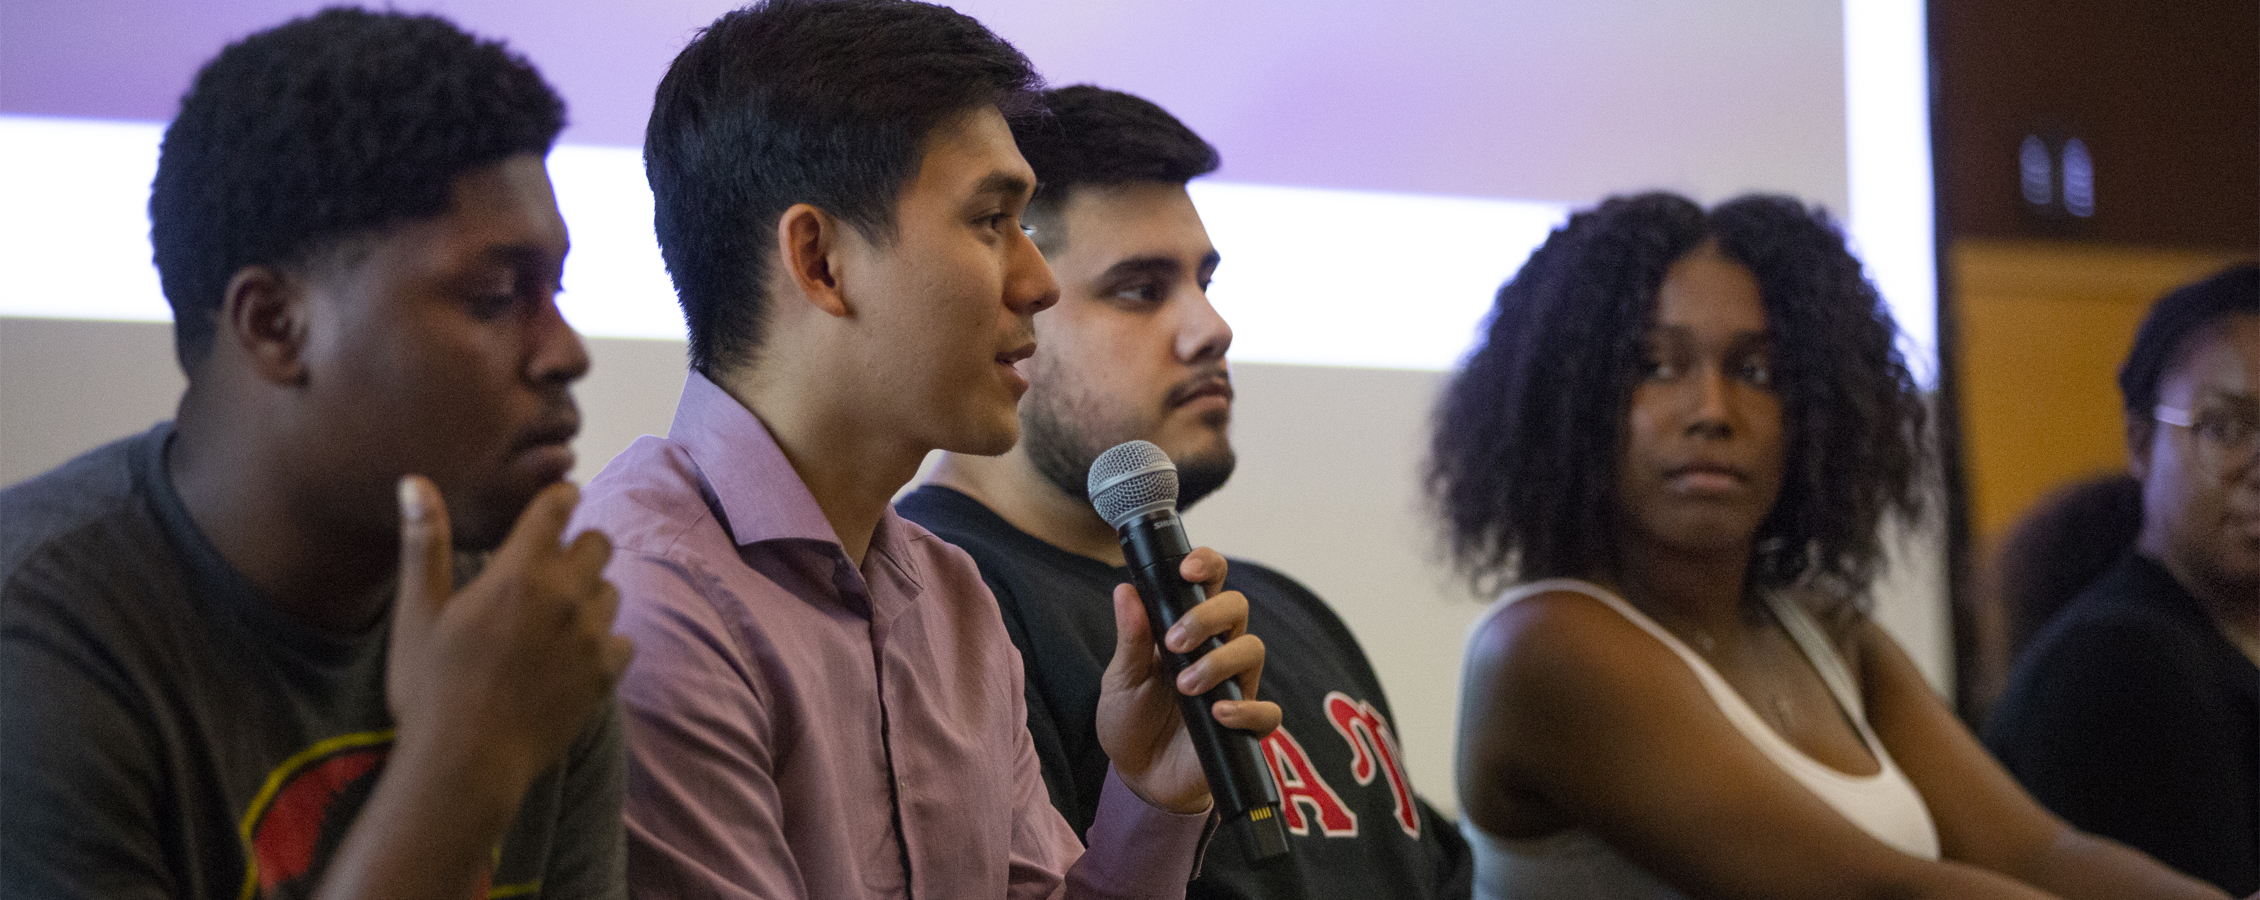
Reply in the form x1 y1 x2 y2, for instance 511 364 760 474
312 735 536 900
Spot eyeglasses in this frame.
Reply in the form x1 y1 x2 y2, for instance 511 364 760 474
2155 402 2260 473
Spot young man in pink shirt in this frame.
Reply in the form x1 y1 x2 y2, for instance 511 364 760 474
573 2 1280 897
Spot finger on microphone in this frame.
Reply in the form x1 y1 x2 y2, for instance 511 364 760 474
1176 546 1229 594
1175 632 1265 696
1164 588 1249 653
395 475 454 617
1211 697 1281 735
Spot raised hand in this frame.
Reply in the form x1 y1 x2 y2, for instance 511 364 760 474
387 476 633 791
312 477 634 900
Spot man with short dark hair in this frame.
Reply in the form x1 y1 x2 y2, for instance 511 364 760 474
0 9 630 899
1986 263 2260 895
899 84 1474 900
572 2 1278 897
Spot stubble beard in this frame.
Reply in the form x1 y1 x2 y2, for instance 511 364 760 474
1022 381 1237 516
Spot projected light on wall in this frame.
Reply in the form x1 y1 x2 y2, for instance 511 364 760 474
1 0 1938 381
1843 0 1938 387
0 114 1572 371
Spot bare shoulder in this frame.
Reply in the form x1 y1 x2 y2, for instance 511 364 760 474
1466 585 1684 699
1459 583 1716 777
1460 584 1701 832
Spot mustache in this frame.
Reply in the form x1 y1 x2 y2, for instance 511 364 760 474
1164 367 1234 408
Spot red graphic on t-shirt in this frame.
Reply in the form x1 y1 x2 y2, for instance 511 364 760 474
249 746 388 894
234 733 499 900
1259 726 1359 836
1323 691 1420 837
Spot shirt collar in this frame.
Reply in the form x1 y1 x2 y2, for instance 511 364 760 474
667 371 919 573
670 371 838 548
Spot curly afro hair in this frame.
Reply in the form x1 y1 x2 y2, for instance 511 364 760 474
1428 192 1928 610
150 6 565 371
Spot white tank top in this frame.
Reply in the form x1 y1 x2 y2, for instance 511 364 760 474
1463 578 1940 899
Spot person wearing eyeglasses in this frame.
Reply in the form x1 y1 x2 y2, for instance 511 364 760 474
1986 262 2260 897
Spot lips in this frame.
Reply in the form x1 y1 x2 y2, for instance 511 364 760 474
996 341 1036 367
1663 461 1747 493
516 409 582 450
512 408 582 479
996 340 1036 396
1667 462 1745 478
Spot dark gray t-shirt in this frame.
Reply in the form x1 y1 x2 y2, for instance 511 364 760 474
896 485 1473 900
0 424 625 899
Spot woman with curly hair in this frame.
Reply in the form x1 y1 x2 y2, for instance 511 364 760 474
1431 192 2227 900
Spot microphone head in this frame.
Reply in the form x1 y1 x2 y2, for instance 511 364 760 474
1088 440 1179 528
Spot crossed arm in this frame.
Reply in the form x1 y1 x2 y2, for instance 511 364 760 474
1455 589 2228 900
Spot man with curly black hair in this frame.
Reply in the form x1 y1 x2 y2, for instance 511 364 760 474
571 3 1276 898
1 9 629 899
899 84 1473 900
1432 193 2227 899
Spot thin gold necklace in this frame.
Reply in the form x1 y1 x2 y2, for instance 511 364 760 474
1650 599 1801 733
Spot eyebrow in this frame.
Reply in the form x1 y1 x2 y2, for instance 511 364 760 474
2193 388 2260 411
1728 330 1775 353
1097 251 1223 283
968 171 1034 203
1644 323 1772 346
1094 256 1176 283
451 242 566 291
482 242 568 279
485 243 566 265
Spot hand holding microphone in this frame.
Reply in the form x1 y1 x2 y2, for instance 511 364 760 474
1088 440 1291 860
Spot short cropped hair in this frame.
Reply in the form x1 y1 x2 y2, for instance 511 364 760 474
1009 85 1219 251
149 7 565 371
2118 262 2260 448
1428 192 1928 607
645 0 1044 376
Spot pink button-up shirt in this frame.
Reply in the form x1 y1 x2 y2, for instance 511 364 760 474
572 373 1205 899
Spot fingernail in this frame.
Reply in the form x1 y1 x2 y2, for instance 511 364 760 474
1167 625 1186 650
397 478 425 525
1177 670 1198 692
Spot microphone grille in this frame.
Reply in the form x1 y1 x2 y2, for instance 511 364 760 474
1087 440 1179 528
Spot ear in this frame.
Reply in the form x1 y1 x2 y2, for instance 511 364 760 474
219 265 311 387
776 203 853 319
2126 416 2153 481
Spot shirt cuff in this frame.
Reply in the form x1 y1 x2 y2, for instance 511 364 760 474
1080 766 1213 896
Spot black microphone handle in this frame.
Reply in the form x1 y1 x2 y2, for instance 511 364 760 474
1119 511 1291 860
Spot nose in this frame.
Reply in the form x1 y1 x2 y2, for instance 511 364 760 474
1684 365 1734 439
1006 228 1060 317
529 297 591 386
1176 283 1233 365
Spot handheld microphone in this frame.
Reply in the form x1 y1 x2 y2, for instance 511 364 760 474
1088 440 1290 860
